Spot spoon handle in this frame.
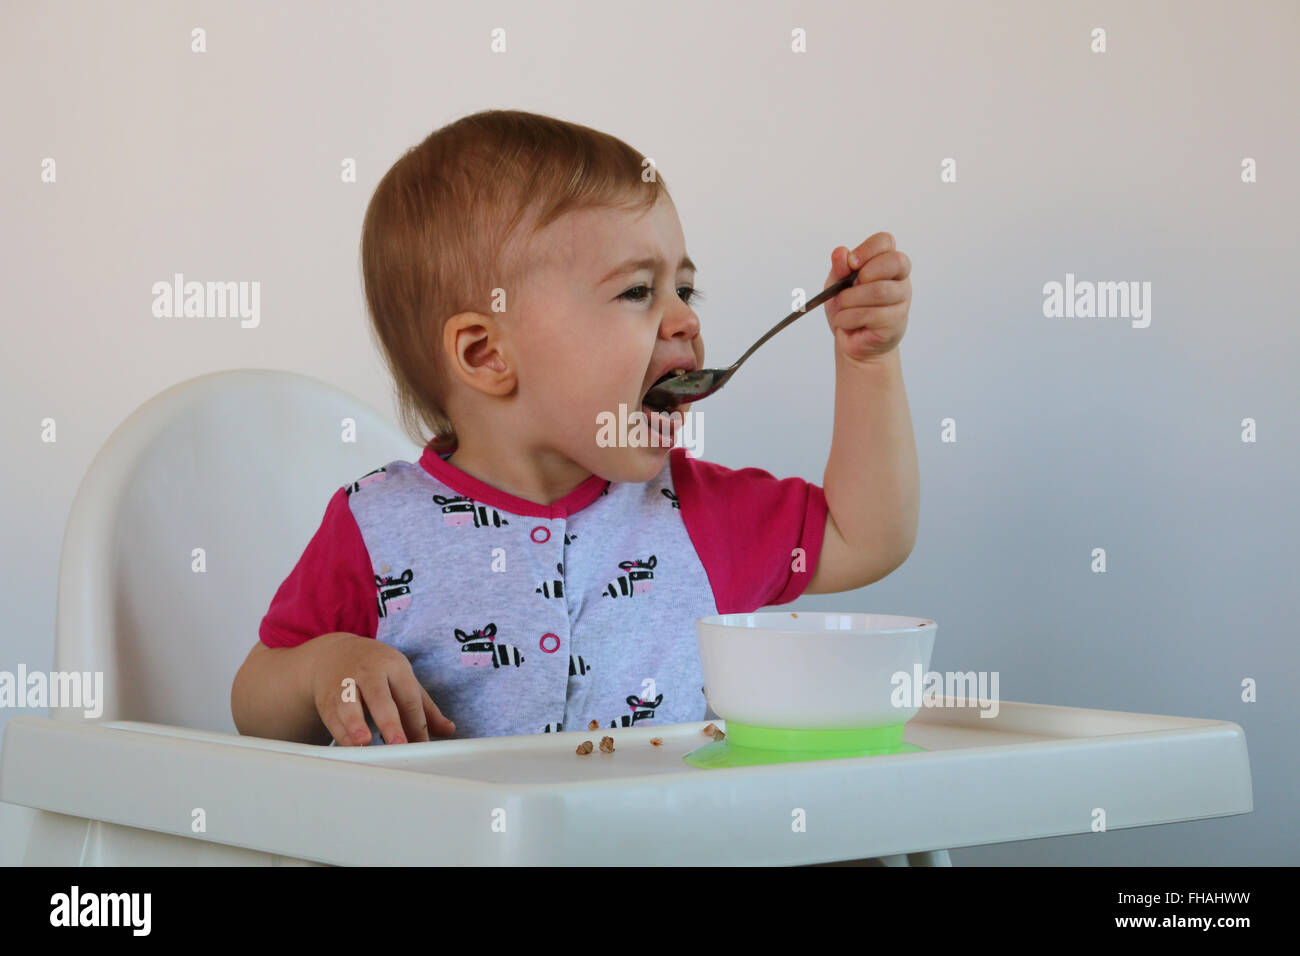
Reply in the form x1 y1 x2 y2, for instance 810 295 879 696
728 269 860 372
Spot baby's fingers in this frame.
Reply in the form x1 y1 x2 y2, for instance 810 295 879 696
318 705 361 748
358 675 409 745
826 246 856 289
421 686 457 738
328 684 373 746
389 673 433 742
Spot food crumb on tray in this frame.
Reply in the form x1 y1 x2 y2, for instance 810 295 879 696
576 740 593 755
650 737 663 747
587 719 600 730
702 722 725 740
599 735 615 753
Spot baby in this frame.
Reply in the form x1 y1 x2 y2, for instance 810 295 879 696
230 109 917 747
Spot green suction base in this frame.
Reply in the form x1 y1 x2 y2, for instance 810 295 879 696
683 720 925 769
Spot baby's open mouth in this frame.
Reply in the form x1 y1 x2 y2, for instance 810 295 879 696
642 368 688 414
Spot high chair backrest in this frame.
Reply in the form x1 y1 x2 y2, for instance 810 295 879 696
53 369 422 731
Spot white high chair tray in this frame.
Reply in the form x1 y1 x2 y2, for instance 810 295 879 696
0 700 1251 866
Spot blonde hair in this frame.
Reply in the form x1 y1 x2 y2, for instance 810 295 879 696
360 109 671 453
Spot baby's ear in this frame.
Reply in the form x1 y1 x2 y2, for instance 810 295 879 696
444 312 515 396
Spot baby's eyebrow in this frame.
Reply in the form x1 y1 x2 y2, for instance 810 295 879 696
598 254 697 285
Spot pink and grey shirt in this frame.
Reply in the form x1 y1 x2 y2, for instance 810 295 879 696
259 444 828 743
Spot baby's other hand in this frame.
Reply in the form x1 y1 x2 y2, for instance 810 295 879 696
307 632 456 745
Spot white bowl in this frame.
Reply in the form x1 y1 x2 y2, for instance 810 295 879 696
696 612 936 730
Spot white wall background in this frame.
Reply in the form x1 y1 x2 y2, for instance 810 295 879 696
2 0 1296 865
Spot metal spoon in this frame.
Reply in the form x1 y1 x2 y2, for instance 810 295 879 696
643 268 860 409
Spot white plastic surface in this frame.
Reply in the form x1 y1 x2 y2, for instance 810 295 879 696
1 699 1252 866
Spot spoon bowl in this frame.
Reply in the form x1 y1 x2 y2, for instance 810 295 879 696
643 368 726 408
642 267 859 409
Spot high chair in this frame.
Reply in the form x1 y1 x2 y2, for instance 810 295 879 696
2 369 419 864
0 370 1251 866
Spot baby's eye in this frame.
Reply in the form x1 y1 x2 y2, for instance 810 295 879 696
619 285 704 305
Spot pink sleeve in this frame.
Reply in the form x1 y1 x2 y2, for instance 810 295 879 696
670 447 828 613
258 487 378 648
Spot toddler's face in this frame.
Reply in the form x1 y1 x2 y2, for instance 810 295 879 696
509 196 705 483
